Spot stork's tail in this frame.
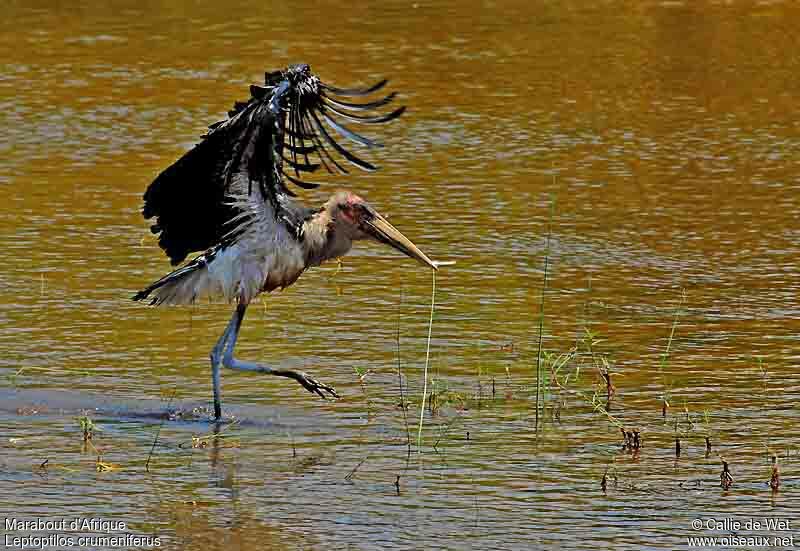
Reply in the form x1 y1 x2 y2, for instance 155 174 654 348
133 247 222 306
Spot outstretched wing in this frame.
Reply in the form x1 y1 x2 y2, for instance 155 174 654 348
141 64 405 265
276 66 405 189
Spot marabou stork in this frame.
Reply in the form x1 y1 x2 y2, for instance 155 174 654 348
134 64 436 420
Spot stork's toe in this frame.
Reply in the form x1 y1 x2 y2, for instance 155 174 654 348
295 372 339 400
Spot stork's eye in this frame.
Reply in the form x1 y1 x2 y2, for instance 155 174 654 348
338 203 357 223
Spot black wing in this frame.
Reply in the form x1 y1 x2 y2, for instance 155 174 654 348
141 64 404 265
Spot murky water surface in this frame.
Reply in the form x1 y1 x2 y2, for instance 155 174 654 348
2 1 799 549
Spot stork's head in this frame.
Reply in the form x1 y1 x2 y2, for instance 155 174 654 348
325 191 437 270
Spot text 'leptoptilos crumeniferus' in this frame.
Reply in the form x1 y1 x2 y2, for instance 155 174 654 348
133 64 436 420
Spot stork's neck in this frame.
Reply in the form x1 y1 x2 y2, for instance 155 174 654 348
301 209 353 268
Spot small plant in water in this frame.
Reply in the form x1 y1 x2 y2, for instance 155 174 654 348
601 464 619 492
578 329 617 409
769 455 780 491
700 409 714 456
353 365 375 415
658 293 684 419
77 415 95 441
353 365 371 383
532 347 577 425
720 459 733 490
751 355 770 393
76 430 120 473
427 379 468 415
621 428 641 452
534 194 556 429
95 456 120 473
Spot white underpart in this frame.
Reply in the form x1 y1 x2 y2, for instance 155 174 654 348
147 173 312 306
209 194 306 303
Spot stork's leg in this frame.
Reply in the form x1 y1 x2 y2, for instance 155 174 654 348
221 304 339 400
210 309 241 420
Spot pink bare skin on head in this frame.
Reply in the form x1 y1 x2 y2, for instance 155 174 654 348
336 192 366 225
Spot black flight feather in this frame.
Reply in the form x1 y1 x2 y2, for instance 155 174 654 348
140 63 404 267
320 78 388 96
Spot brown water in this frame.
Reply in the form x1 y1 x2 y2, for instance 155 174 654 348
2 1 799 549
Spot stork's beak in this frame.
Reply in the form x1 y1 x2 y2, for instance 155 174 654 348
363 210 437 270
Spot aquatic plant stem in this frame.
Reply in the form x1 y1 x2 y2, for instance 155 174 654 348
661 290 686 369
417 269 437 451
397 288 411 454
535 195 555 429
146 389 176 472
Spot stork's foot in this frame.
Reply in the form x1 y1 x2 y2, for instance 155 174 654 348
222 357 339 400
279 369 340 400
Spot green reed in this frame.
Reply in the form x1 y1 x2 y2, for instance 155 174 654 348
417 269 437 451
534 195 556 429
